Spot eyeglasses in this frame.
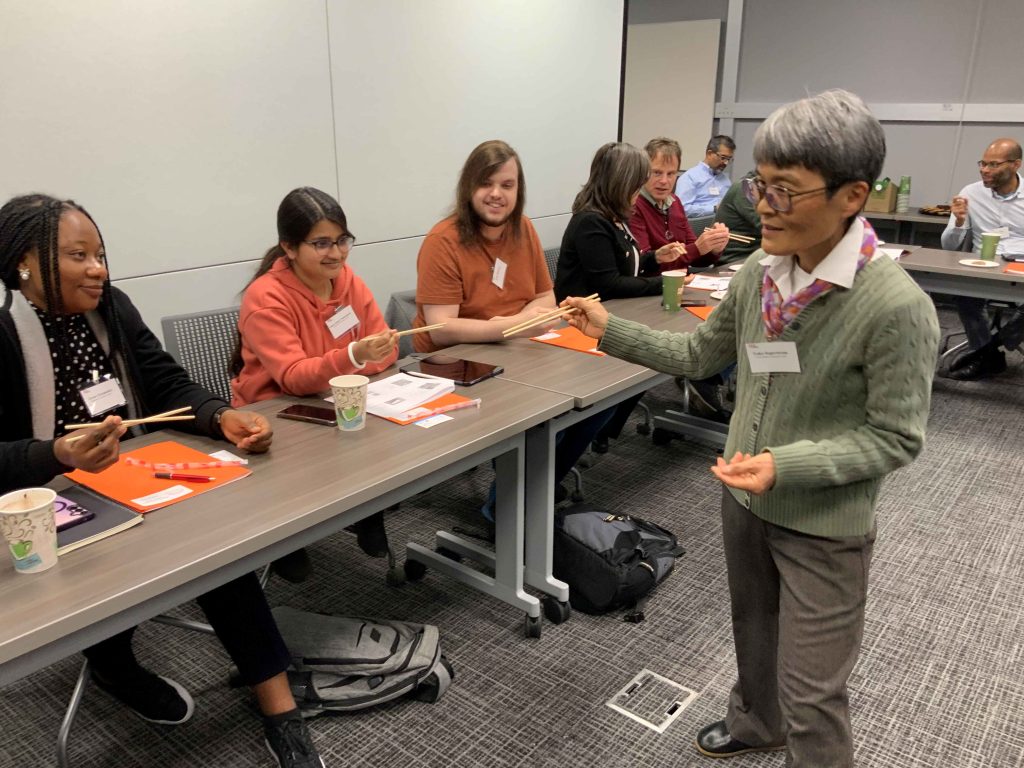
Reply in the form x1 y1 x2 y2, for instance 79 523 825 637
977 159 1012 170
649 170 681 180
304 236 355 255
711 151 734 164
742 177 830 213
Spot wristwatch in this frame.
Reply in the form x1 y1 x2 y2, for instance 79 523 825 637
213 406 230 435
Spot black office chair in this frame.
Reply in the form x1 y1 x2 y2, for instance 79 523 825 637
161 307 240 403
384 288 418 359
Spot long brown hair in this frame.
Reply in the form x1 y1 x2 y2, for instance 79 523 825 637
453 140 526 246
572 142 650 222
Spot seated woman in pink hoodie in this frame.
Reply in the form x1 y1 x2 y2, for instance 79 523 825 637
231 187 398 580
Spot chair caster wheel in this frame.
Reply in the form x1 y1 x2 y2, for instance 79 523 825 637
570 489 584 503
542 596 571 624
404 559 427 582
524 615 542 639
652 427 674 446
636 423 651 436
385 567 406 587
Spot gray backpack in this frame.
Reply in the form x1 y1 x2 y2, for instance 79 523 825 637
271 606 454 716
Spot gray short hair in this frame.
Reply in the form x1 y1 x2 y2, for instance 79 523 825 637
753 89 884 189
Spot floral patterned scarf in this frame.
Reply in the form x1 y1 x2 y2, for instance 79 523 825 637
761 218 877 339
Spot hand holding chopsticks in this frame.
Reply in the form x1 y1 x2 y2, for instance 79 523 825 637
64 406 195 443
502 294 600 337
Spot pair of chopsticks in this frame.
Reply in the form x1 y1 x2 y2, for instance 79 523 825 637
502 293 600 337
395 322 445 338
728 232 755 244
64 405 195 444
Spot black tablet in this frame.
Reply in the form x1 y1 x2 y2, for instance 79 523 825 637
400 355 503 386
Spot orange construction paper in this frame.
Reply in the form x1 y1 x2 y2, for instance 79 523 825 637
685 305 715 320
530 325 606 356
378 392 477 425
1003 262 1024 274
66 441 251 513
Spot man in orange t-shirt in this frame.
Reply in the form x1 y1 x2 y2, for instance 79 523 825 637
414 140 612 517
413 140 557 352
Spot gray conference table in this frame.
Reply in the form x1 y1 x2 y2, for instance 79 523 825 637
894 245 1024 303
437 294 711 615
0 374 572 692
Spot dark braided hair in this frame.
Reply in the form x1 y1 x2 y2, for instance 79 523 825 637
0 194 134 398
229 187 353 377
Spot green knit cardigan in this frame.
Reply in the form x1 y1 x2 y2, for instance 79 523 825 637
600 252 940 537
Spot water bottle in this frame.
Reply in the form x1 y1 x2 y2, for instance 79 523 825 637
896 176 911 213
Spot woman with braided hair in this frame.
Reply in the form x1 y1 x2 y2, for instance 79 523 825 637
0 194 324 768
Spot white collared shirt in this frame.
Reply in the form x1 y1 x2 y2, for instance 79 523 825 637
758 217 871 300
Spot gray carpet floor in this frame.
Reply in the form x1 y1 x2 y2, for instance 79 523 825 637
2 309 1022 768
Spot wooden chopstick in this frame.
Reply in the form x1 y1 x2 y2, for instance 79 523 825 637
65 405 193 431
502 293 600 337
728 233 755 243
64 415 196 444
395 322 446 338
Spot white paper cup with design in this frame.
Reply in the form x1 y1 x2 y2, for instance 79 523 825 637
329 374 369 432
0 488 58 574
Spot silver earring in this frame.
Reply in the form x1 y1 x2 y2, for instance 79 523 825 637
19 268 30 281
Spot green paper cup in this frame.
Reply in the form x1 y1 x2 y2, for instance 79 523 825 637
329 374 369 432
0 488 58 574
980 232 1001 261
662 270 688 312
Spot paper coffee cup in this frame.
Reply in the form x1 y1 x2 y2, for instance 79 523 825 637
980 232 1001 261
662 270 688 312
329 374 370 432
0 488 58 574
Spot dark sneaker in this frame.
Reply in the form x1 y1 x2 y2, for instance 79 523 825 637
265 714 325 768
271 548 313 583
93 669 194 725
695 720 785 758
345 511 389 558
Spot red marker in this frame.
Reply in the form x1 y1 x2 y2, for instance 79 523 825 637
154 472 214 483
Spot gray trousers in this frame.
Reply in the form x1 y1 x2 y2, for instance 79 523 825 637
721 491 876 768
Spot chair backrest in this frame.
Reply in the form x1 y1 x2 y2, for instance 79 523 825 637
384 289 418 359
160 307 240 404
543 247 560 282
687 214 715 237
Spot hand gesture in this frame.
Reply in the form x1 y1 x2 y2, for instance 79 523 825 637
219 410 273 453
655 242 687 264
696 222 730 255
562 296 608 340
951 196 968 227
710 451 776 495
53 414 127 473
354 329 399 364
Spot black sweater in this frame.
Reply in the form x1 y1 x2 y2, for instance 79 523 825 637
555 211 662 302
0 287 227 494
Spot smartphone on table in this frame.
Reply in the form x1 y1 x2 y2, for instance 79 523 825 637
399 354 504 386
276 404 336 426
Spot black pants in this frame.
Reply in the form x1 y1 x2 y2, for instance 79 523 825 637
83 571 290 687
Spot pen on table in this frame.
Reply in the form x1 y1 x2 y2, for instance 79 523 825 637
154 472 214 483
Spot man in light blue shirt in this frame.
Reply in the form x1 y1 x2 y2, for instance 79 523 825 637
941 138 1024 380
674 135 736 218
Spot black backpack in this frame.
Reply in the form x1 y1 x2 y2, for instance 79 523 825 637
552 505 684 622
270 607 454 716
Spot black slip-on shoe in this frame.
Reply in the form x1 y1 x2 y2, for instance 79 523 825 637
695 720 786 759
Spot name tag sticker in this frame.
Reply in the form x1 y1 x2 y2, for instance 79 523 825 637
992 226 1010 238
79 378 127 417
708 185 720 196
746 342 801 374
492 258 508 290
326 305 359 339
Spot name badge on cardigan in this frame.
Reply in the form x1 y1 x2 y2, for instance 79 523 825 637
326 305 359 339
79 376 127 417
745 342 801 374
492 258 508 290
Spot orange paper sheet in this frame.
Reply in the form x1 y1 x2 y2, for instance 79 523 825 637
530 325 606 356
66 441 251 513
686 305 715 320
1003 262 1024 275
378 393 477 425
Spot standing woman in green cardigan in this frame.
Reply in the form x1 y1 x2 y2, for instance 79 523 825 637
564 90 939 767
